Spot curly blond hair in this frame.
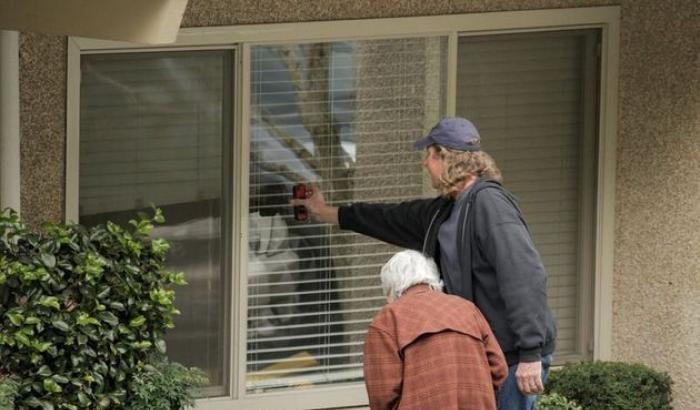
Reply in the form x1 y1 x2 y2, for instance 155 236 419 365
433 145 503 197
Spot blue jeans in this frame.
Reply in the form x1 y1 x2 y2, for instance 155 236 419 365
496 354 553 410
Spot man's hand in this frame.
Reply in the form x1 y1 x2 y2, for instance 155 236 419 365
290 184 339 224
515 361 544 395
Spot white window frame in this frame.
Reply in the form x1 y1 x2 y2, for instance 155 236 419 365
66 6 619 410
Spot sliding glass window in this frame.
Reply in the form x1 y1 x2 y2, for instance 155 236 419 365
78 50 232 395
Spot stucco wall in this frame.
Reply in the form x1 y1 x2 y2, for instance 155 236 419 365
19 33 66 226
613 1 700 409
18 0 699 408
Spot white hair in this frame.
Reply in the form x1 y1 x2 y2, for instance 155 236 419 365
380 250 444 299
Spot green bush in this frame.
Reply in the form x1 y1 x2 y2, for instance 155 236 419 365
546 361 673 410
0 208 205 409
126 356 208 410
536 393 582 410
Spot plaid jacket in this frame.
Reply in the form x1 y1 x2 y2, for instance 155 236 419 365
363 285 508 410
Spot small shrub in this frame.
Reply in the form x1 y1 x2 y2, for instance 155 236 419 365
546 361 673 410
536 392 582 410
126 356 208 410
0 208 204 409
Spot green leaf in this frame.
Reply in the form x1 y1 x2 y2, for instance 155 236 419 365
151 238 170 255
153 208 165 223
25 316 41 325
130 340 152 350
96 286 111 299
32 341 52 352
97 396 110 408
98 311 119 326
14 332 31 346
47 345 58 357
43 377 62 393
40 253 56 268
108 301 125 311
24 396 43 407
52 320 71 332
106 221 121 234
76 313 99 326
169 271 187 285
7 312 24 326
129 315 146 328
137 220 154 235
38 296 61 310
37 365 52 377
103 329 115 341
52 374 69 384
77 392 89 405
155 338 167 354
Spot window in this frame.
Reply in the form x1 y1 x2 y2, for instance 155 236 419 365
68 7 619 410
78 50 232 395
247 38 446 393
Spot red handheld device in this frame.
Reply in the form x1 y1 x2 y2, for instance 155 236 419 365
292 183 309 221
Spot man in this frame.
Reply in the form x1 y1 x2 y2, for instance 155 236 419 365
364 250 507 410
292 117 557 409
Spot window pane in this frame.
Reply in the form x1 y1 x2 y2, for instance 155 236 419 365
79 51 232 394
248 38 447 393
457 30 599 359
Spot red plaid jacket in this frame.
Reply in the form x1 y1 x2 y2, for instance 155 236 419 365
363 285 508 410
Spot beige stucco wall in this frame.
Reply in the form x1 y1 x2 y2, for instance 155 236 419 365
18 0 699 408
613 2 700 409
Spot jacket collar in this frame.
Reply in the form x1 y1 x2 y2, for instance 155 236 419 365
401 283 433 297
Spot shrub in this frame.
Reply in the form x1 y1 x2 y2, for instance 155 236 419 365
0 208 205 409
126 356 208 410
546 361 673 410
536 392 582 410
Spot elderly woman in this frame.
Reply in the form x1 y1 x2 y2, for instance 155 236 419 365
363 250 508 410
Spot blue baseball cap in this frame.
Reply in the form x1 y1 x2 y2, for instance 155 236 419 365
413 117 481 151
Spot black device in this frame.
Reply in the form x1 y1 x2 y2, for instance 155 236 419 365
292 183 309 221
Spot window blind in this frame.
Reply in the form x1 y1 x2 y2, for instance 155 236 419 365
79 53 226 216
247 38 447 393
456 31 599 358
